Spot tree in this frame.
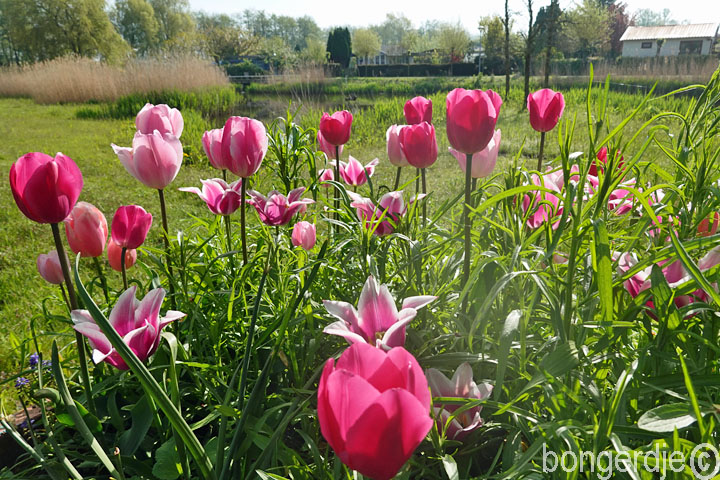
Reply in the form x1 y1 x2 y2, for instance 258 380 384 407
522 0 539 108
608 2 631 58
534 0 562 85
194 12 257 62
111 0 160 55
372 13 413 46
353 28 381 75
503 0 511 98
326 27 351 68
479 16 504 73
633 8 676 26
0 0 129 63
148 0 196 49
561 0 612 58
299 37 327 66
438 22 470 63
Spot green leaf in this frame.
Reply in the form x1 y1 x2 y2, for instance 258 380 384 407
493 310 521 401
442 454 459 480
153 438 181 480
638 404 698 432
521 341 579 394
592 219 614 324
118 396 154 456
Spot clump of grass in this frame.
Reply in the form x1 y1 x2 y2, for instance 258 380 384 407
0 54 230 104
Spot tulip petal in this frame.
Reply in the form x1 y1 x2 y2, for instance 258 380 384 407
401 295 436 311
323 320 369 345
109 286 138 335
323 300 360 328
379 308 417 349
326 369 381 444
135 288 166 331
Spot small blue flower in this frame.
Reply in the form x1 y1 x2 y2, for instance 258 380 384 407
42 360 52 369
29 353 40 368
15 377 30 389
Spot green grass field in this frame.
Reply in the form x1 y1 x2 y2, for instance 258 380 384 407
0 80 688 375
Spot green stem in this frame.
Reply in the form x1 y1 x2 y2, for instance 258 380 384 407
240 180 248 265
92 257 110 303
415 167 420 198
157 189 176 309
421 167 427 225
335 145 340 235
222 169 227 182
120 247 128 290
462 154 473 314
537 131 546 172
50 222 95 416
224 214 235 272
393 167 402 191
59 283 71 312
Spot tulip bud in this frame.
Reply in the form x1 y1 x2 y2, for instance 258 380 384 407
37 250 68 284
202 128 227 170
221 116 267 178
112 131 183 190
292 221 316 250
111 205 153 249
319 110 353 146
64 202 108 257
403 96 432 125
446 88 502 155
317 130 343 160
386 125 409 167
527 88 565 133
135 103 183 137
107 241 137 272
400 122 438 169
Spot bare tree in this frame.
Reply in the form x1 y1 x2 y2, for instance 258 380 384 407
503 0 511 99
523 0 538 109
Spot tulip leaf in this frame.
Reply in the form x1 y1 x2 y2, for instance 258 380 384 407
153 438 181 480
591 219 613 325
637 404 698 432
669 229 720 306
118 396 154 456
521 341 579 394
73 255 216 480
493 310 522 401
442 454 460 480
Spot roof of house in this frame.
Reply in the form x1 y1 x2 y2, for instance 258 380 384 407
620 23 719 42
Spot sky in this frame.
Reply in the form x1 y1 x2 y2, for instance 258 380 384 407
188 0 720 35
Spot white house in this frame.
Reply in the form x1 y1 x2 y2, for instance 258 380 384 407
620 23 719 57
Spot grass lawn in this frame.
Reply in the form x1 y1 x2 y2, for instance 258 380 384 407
0 82 684 376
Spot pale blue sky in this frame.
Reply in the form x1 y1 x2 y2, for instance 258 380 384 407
188 0 719 34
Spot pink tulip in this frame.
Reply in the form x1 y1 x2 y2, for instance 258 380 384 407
698 212 720 237
112 130 183 190
179 178 243 216
317 342 433 480
450 129 501 179
247 187 314 226
64 202 108 258
135 103 183 137
323 275 435 349
10 152 83 224
319 167 334 186
202 128 227 170
399 122 438 169
521 167 578 229
107 241 137 272
446 88 502 155
317 130 343 160
72 286 184 370
111 205 153 249
220 116 267 178
386 125 409 167
348 191 425 236
336 156 379 186
589 147 625 177
404 96 432 125
426 363 493 440
37 250 68 285
318 110 353 146
292 221 316 250
527 88 565 133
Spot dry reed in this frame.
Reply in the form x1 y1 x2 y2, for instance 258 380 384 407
0 54 230 103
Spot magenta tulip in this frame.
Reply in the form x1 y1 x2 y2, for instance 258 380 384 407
107 242 137 272
386 125 409 167
323 275 435 349
247 187 314 226
179 178 243 216
527 88 565 133
202 128 227 170
37 250 68 285
111 205 153 249
336 156 379 186
220 116 268 178
426 363 493 440
348 191 425 237
319 110 353 146
112 130 183 190
404 96 432 125
317 342 433 480
589 146 625 177
10 152 83 224
317 130 343 160
446 88 502 155
292 221 316 250
135 103 184 137
72 286 184 370
450 129 501 179
399 122 438 169
64 202 108 258
319 167 335 186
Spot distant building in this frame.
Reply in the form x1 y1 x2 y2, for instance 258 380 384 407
619 23 719 57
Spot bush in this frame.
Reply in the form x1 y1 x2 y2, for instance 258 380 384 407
357 62 477 77
224 60 266 76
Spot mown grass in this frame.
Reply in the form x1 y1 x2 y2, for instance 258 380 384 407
0 78 694 375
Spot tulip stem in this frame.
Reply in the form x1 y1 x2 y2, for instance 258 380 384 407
59 284 71 311
421 168 427 225
393 167 402 191
537 131 546 172
50 222 95 417
120 247 128 290
334 145 340 235
222 169 227 182
240 180 248 265
462 154 473 315
157 189 176 309
224 214 235 271
92 257 110 303
415 168 420 198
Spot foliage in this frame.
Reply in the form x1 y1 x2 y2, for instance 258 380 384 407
352 28 382 64
438 22 472 63
326 27 351 69
110 0 161 55
559 0 612 58
633 7 678 26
